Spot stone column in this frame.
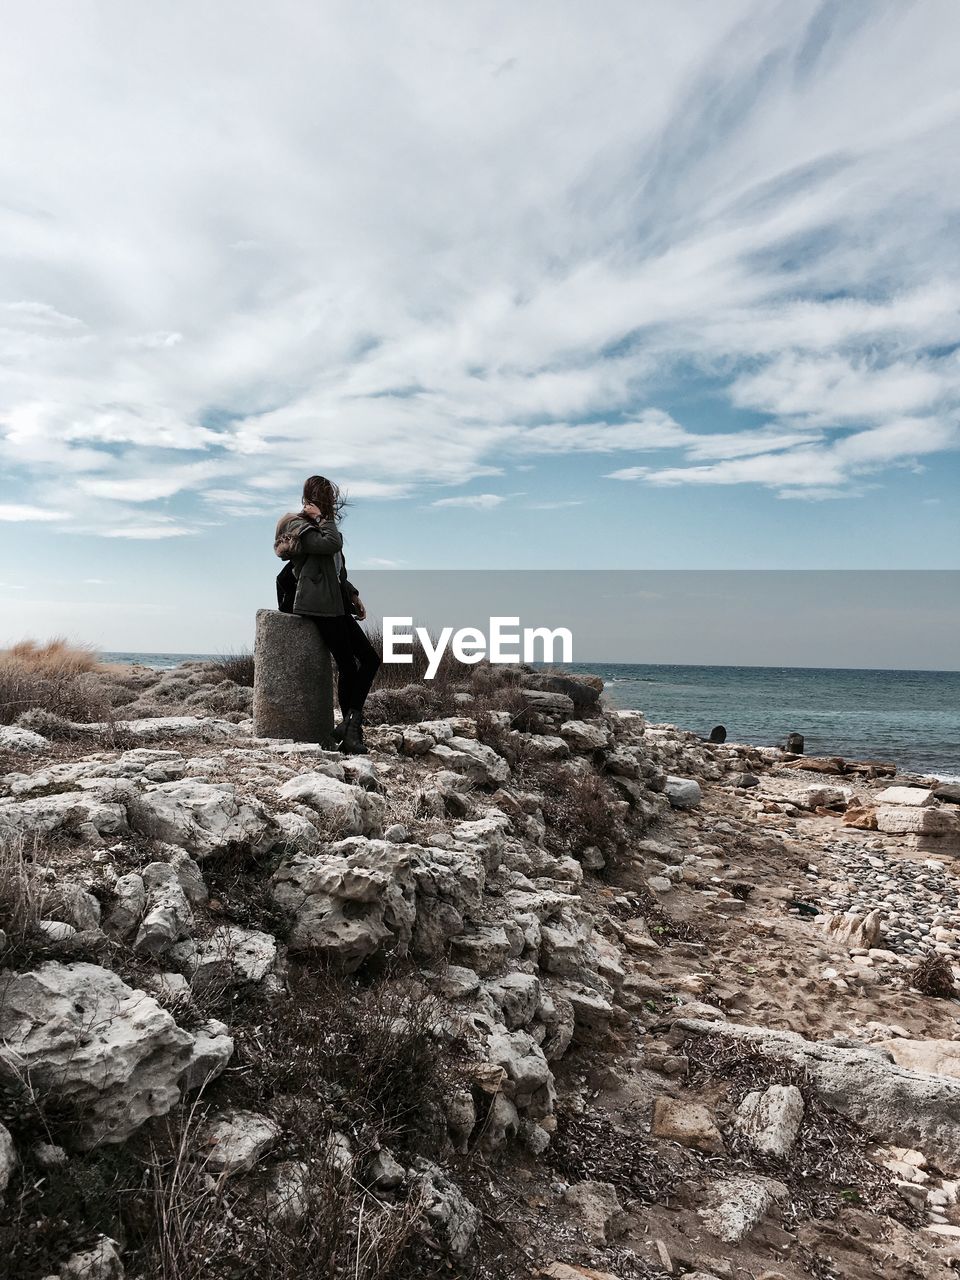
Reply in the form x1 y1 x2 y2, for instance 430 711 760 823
253 609 335 744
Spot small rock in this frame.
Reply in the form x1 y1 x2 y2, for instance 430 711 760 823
652 1096 724 1153
733 1085 804 1158
199 1109 278 1175
561 1180 627 1245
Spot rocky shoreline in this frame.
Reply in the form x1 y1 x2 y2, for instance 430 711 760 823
2 658 960 1280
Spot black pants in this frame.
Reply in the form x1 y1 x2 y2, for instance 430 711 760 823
311 614 381 714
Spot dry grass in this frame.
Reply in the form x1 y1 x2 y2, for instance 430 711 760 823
0 967 477 1280
0 830 48 962
210 651 255 687
3 637 103 675
515 759 622 860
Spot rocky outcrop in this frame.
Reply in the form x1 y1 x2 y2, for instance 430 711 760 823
0 962 231 1146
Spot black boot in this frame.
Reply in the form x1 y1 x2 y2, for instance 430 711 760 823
339 708 368 755
331 716 346 745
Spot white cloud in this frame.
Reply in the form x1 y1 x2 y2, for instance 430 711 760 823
0 0 959 522
0 504 67 521
431 494 506 510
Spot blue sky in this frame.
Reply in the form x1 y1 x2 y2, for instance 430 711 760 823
1 0 959 650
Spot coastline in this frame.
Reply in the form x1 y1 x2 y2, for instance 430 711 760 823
3 657 960 1276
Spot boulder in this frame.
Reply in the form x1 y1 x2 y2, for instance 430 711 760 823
798 785 851 810
559 720 611 753
520 672 602 711
193 925 280 987
664 776 702 809
733 1085 805 1158
876 805 960 836
0 725 49 752
127 780 280 858
0 1122 15 1199
408 1158 479 1260
676 1017 960 1166
0 962 228 1146
57 1236 125 1279
272 840 416 969
875 786 936 807
879 1039 960 1081
134 862 194 955
276 772 385 836
823 909 883 951
252 608 335 744
425 737 510 786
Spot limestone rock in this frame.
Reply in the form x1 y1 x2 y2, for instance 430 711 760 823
0 724 50 752
194 925 280 987
676 1017 960 1166
0 962 217 1146
664 776 702 809
0 1122 15 1199
561 1180 627 1245
425 737 509 786
485 973 542 1029
246 1159 310 1225
879 1039 960 1081
134 861 193 955
103 873 146 938
652 1096 725 1153
823 908 882 951
875 786 936 807
699 1175 788 1243
127 780 280 858
876 805 960 836
409 1158 479 1260
798 785 851 810
276 772 385 836
559 720 611 753
57 1236 124 1279
733 1085 805 1158
272 840 416 969
200 1109 278 1174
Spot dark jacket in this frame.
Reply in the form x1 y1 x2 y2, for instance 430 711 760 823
273 512 359 618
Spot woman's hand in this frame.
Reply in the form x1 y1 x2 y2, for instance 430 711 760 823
353 597 367 621
303 502 322 520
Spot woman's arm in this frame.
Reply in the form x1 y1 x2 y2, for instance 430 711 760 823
291 516 344 556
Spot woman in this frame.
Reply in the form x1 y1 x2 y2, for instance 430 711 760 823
273 476 381 754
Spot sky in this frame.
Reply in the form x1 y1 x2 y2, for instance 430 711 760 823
1 0 959 653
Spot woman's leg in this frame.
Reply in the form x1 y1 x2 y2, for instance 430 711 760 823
343 615 382 711
311 616 361 712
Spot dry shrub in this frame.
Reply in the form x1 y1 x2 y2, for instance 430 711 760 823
222 965 458 1156
211 651 256 687
0 830 48 961
517 760 620 859
0 1086 440 1280
911 951 955 997
0 664 111 726
3 637 102 675
365 625 461 692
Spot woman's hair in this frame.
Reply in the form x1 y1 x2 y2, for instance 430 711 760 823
301 475 345 522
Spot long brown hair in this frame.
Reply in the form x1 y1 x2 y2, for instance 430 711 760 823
301 475 345 522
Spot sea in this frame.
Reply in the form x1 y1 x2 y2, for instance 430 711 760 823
102 653 960 780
